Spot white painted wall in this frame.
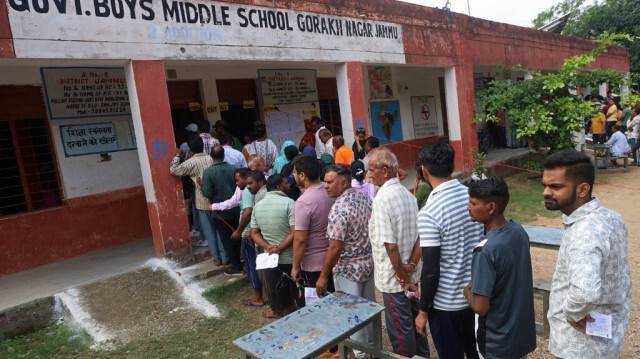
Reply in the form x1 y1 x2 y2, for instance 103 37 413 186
361 65 445 142
0 64 143 199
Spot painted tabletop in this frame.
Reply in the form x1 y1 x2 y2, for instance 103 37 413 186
523 225 563 249
234 291 384 359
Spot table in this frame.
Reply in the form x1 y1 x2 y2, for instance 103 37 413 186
234 291 389 359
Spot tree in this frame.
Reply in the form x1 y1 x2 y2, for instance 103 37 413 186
475 34 630 158
532 0 586 29
533 0 640 77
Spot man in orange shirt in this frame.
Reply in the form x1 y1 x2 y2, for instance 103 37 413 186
333 135 354 165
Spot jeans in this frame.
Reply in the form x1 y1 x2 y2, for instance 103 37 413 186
198 209 227 262
241 238 261 289
190 190 200 232
211 214 241 271
630 138 638 163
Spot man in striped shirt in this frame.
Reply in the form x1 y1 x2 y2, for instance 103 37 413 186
415 142 483 359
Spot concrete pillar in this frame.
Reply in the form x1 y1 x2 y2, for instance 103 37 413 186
599 83 608 98
446 64 476 173
336 62 367 146
125 60 191 261
0 0 14 58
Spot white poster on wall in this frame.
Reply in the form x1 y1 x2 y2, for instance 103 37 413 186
8 1 405 63
258 69 318 105
40 67 131 120
411 96 439 138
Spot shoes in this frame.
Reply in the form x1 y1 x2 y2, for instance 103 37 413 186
189 229 200 237
192 239 208 247
213 259 222 266
224 268 244 276
318 349 339 358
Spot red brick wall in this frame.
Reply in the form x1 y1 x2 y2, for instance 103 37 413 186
0 187 151 274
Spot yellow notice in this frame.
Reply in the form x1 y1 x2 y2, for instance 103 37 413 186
188 102 201 111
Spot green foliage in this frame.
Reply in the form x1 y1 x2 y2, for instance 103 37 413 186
469 149 487 178
475 33 631 154
532 0 586 29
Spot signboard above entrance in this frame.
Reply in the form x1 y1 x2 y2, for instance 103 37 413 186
8 1 405 63
258 69 318 105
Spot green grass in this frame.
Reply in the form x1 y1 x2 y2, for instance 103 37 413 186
0 323 92 359
503 173 559 224
0 279 271 359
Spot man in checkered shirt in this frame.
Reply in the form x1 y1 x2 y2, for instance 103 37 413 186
368 148 429 358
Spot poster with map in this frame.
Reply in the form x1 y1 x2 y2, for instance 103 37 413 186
370 101 402 144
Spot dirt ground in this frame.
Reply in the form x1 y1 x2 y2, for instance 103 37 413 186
525 166 640 358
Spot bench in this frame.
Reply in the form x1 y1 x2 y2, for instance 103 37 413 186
593 144 629 172
533 279 551 339
234 291 407 359
524 226 561 339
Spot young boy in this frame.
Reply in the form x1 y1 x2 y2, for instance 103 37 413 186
463 177 536 358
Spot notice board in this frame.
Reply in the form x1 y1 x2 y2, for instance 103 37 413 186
258 69 318 105
40 67 131 120
60 120 136 157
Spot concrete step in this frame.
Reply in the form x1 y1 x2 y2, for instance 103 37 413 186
194 272 247 293
179 259 231 283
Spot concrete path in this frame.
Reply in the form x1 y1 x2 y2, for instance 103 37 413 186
0 238 156 312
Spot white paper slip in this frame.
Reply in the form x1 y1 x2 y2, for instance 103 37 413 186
255 253 279 270
305 287 320 306
586 311 612 339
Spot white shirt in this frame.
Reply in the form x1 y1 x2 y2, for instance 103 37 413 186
314 126 326 159
210 186 242 211
548 198 631 359
223 145 248 169
369 178 421 293
606 131 630 156
626 115 640 140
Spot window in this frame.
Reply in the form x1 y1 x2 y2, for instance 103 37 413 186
0 86 63 216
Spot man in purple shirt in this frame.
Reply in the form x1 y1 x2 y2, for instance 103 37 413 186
291 154 336 302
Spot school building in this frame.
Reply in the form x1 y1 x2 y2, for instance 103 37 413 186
0 0 629 273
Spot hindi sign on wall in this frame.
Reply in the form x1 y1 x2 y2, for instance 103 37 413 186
258 69 318 105
411 96 439 138
60 121 136 157
41 67 131 120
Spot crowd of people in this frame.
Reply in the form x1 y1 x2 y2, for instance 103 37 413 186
583 94 640 165
170 118 630 359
